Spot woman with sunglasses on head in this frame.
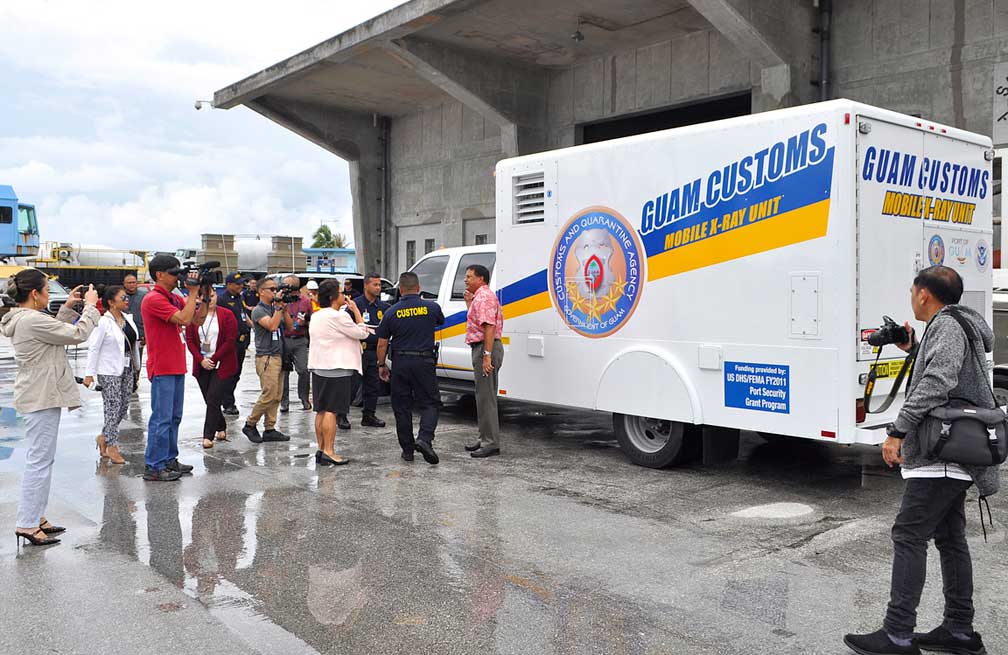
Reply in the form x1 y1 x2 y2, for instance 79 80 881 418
308 279 369 465
184 292 238 449
0 269 100 547
83 285 140 465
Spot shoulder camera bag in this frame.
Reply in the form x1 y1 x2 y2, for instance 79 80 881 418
919 310 1008 466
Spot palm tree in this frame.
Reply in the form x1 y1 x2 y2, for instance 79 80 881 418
311 225 351 249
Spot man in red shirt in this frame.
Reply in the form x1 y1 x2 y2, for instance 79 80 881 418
141 255 202 481
462 264 504 458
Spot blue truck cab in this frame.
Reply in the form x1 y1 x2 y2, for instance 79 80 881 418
0 185 40 258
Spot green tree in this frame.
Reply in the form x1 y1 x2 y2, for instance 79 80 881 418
311 225 351 249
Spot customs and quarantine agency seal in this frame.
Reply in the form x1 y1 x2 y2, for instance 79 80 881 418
928 234 945 266
548 206 645 338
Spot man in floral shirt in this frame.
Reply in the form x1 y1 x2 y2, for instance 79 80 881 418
462 264 503 458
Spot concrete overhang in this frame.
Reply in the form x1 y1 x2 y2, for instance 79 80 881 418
214 0 732 122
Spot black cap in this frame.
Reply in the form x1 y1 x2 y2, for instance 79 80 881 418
149 254 180 276
225 272 246 284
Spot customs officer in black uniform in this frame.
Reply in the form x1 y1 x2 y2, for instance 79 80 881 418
376 272 445 464
353 273 390 427
218 272 254 415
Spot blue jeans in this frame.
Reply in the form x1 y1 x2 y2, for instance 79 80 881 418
146 374 184 470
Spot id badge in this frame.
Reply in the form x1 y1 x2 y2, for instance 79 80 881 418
272 330 279 342
362 310 370 323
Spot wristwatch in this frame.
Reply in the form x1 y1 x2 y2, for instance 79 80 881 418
378 363 387 368
483 351 492 356
885 423 905 439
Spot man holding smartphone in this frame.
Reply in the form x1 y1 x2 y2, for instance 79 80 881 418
243 279 294 443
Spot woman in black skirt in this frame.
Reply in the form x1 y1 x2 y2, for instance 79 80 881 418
307 279 369 465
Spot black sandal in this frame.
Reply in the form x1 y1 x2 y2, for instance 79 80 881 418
15 528 60 546
39 519 66 535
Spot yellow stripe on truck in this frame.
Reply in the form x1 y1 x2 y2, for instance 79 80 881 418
646 198 831 282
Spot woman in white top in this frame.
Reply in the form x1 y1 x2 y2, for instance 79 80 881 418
308 279 368 466
83 285 139 465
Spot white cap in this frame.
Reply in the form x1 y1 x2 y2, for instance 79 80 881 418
306 280 319 290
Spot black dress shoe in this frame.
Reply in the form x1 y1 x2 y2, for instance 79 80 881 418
470 447 501 458
337 415 352 430
914 626 985 655
464 441 481 452
261 429 289 442
243 424 262 443
361 414 386 428
401 450 414 462
223 406 240 416
414 440 439 465
302 400 312 411
843 630 921 655
143 467 182 482
166 459 193 473
318 452 350 466
279 404 289 413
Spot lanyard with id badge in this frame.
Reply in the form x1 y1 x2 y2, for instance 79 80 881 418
200 313 218 365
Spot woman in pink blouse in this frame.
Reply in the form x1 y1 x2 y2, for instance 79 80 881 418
307 279 369 465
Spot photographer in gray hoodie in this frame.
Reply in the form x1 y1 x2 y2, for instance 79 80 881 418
845 266 999 655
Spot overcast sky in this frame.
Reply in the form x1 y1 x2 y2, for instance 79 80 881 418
0 1 407 252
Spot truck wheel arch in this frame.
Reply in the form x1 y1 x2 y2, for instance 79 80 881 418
594 347 702 425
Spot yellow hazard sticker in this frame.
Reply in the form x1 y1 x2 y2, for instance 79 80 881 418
869 360 906 379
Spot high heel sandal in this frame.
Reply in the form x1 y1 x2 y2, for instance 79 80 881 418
38 518 66 535
15 528 60 547
318 452 350 466
106 445 126 465
95 435 108 459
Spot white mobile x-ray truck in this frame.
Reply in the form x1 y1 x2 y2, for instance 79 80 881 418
414 100 993 468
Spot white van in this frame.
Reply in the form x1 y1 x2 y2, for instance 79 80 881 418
410 99 994 468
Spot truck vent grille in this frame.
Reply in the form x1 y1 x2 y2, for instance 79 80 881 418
513 172 545 224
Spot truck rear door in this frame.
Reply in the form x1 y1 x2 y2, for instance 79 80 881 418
855 118 925 366
855 116 993 376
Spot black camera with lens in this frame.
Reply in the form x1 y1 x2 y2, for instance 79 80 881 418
867 315 910 348
168 260 220 298
276 283 301 304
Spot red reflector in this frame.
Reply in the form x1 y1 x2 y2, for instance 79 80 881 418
844 112 850 124
499 389 507 396
916 122 922 127
941 128 947 133
856 398 866 424
821 430 836 439
929 125 935 130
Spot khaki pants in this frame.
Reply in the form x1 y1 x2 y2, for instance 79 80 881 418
471 340 503 449
248 355 283 430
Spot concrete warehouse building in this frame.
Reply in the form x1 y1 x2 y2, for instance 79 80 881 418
215 0 1007 277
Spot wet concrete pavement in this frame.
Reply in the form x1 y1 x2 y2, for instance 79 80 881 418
1 348 1007 655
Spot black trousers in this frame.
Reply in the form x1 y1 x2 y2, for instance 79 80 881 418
884 477 975 636
196 367 228 439
222 336 249 409
358 349 382 414
390 356 441 452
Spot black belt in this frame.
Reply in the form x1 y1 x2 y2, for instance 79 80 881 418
394 350 435 358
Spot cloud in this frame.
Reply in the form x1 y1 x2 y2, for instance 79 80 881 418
0 1 406 254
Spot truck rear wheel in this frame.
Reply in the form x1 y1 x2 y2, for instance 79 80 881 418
613 414 691 468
